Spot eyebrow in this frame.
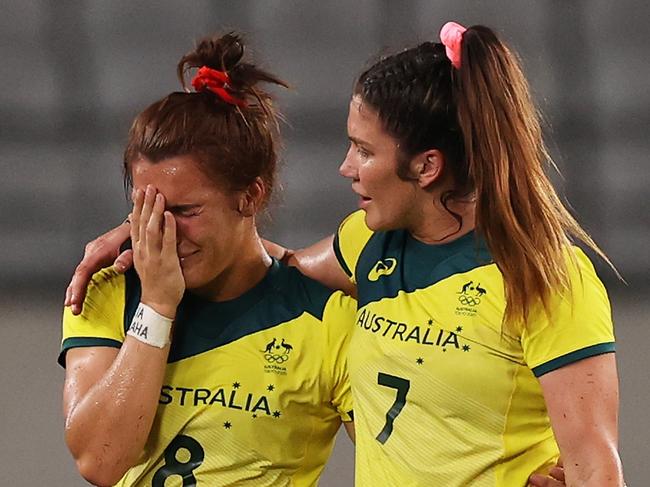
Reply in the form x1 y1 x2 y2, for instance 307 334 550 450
348 135 373 149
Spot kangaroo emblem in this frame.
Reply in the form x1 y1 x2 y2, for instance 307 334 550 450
264 338 277 353
461 281 473 294
281 338 293 354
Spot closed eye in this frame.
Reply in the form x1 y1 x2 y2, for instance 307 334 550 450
169 205 202 217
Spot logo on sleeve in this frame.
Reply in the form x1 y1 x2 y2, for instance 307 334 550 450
368 258 397 281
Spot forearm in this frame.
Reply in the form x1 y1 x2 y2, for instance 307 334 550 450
563 442 624 487
65 338 169 484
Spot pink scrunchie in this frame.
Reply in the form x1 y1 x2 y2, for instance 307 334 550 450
439 21 467 69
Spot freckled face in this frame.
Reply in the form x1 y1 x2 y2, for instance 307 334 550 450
131 155 246 292
339 96 417 231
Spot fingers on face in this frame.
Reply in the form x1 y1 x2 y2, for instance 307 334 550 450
162 211 178 256
131 185 168 251
131 188 144 243
139 186 157 245
145 192 165 252
131 187 178 262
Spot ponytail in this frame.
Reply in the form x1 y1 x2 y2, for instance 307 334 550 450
451 24 616 328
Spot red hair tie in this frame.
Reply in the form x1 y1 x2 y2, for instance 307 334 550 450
439 21 467 69
191 66 247 107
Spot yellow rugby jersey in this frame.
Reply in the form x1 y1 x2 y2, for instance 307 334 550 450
59 259 355 487
334 210 615 487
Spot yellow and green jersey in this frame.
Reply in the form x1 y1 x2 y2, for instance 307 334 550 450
334 210 615 487
59 259 355 487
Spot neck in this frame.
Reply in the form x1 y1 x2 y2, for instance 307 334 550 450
191 229 272 302
408 192 476 244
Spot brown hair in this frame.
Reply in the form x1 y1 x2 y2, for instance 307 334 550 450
123 33 288 207
355 25 616 329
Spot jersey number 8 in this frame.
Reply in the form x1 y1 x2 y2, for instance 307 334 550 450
152 434 205 486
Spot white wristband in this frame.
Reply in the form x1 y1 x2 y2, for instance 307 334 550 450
127 302 173 348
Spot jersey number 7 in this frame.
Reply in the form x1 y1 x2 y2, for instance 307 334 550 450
376 372 410 444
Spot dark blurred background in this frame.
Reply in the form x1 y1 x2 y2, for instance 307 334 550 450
1 1 647 485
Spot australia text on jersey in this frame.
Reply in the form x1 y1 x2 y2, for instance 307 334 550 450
159 384 279 417
356 307 472 353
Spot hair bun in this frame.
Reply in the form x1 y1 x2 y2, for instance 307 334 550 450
177 32 246 92
178 32 289 107
195 33 244 71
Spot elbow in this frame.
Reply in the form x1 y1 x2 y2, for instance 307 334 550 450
65 420 140 485
577 457 624 486
563 441 624 486
74 453 131 487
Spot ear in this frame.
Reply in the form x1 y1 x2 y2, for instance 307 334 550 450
237 177 266 217
410 149 445 188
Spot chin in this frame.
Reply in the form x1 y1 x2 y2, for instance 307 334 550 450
363 209 395 232
181 263 222 293
180 267 203 291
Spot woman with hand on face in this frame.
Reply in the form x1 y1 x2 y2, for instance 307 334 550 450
60 33 355 487
66 22 624 487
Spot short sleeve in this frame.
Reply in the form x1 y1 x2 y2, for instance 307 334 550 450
522 248 615 377
59 267 127 367
321 291 357 421
333 210 374 284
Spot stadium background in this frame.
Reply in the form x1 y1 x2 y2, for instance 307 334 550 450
0 1 648 485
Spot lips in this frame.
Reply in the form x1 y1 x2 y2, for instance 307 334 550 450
357 193 372 208
178 250 199 263
352 185 372 207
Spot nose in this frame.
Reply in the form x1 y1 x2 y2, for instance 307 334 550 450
171 214 185 240
339 146 358 179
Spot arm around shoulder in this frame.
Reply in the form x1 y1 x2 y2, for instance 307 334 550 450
289 235 356 297
65 220 132 315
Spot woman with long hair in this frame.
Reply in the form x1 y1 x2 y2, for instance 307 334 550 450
67 22 624 486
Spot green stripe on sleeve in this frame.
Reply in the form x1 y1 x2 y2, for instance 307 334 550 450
333 231 352 278
532 342 616 377
58 337 123 368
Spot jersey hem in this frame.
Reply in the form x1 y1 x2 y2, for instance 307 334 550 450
532 342 616 377
58 337 122 367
